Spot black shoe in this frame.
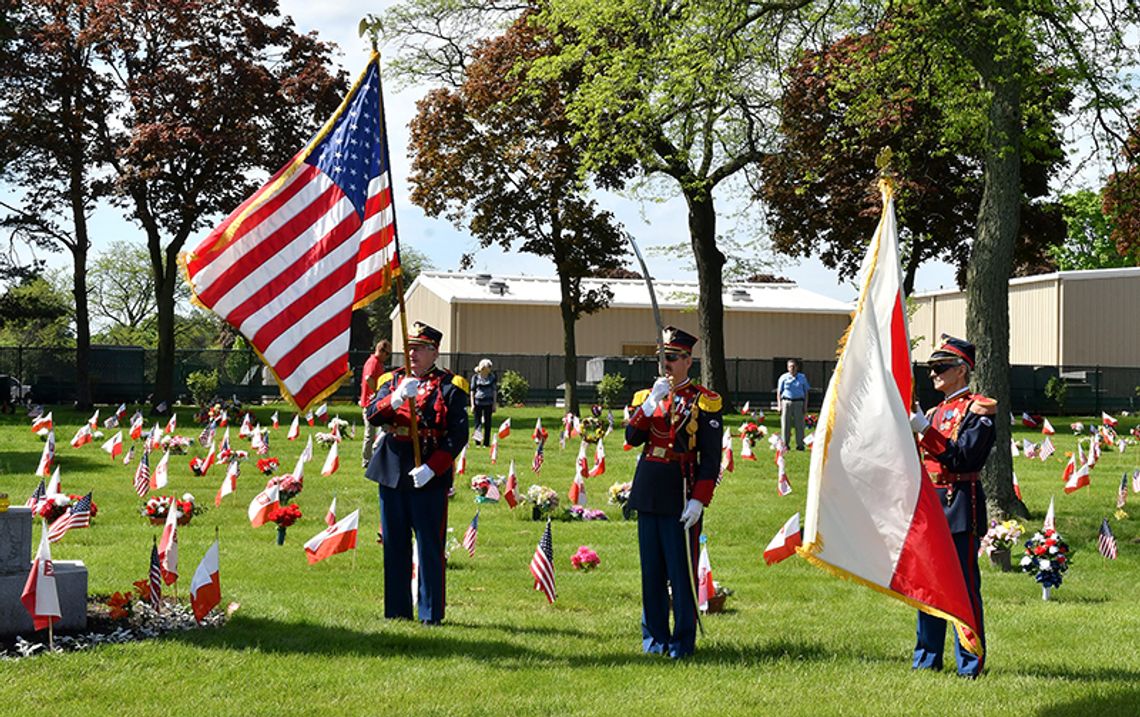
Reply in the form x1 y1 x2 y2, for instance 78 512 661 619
421 619 441 627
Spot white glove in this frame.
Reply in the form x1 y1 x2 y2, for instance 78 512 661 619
409 463 435 488
389 377 421 410
641 377 672 416
909 412 931 435
679 498 704 530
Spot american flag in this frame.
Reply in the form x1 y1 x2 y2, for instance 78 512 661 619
462 510 479 558
148 540 163 610
182 56 400 412
1118 473 1129 509
1098 518 1118 560
530 519 557 604
47 492 92 543
532 439 545 473
133 449 151 498
25 479 45 509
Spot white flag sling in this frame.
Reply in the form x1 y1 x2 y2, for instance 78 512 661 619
800 181 982 657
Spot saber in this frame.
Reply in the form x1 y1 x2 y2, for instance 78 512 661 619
627 235 704 638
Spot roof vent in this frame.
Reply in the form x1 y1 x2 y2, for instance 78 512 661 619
730 288 751 301
475 273 493 285
488 280 509 296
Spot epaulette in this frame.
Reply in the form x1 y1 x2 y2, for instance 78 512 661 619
451 374 470 393
377 370 395 387
969 395 997 416
697 388 722 413
631 388 650 407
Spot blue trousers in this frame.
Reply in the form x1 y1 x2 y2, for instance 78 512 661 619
913 530 986 676
379 485 448 623
638 512 701 658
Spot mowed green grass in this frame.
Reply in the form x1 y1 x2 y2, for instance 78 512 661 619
1 405 1139 716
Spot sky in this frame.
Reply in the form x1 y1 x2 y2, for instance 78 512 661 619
4 1 1035 305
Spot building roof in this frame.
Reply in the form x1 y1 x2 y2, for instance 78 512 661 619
401 272 853 315
911 266 1140 299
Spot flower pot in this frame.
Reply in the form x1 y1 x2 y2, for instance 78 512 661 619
177 514 192 526
276 525 287 545
1042 586 1051 601
532 506 542 521
621 504 636 521
148 517 165 526
989 549 1012 572
706 594 727 614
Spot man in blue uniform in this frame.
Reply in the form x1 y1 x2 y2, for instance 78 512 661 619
366 322 469 624
909 335 995 678
777 359 810 450
625 326 722 659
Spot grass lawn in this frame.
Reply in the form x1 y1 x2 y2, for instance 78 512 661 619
1 404 1138 716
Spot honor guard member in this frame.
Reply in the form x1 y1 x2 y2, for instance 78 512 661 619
366 322 469 624
909 335 995 678
625 326 722 659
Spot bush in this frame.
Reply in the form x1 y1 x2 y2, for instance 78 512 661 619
499 370 530 406
186 369 219 408
596 373 627 409
1045 376 1068 411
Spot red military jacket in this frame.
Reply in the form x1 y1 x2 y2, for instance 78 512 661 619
917 387 997 534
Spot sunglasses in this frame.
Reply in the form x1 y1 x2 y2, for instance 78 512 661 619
929 362 961 375
663 353 686 362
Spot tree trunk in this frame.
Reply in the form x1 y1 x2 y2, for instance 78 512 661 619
71 243 92 409
685 187 729 405
557 269 579 416
967 73 1029 520
150 236 178 413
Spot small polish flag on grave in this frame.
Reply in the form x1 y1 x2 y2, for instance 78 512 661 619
1102 411 1118 427
763 513 803 566
147 422 163 451
1021 412 1039 428
1041 418 1055 435
35 431 54 477
248 484 280 528
740 401 751 416
455 445 467 475
165 413 177 435
568 474 586 506
697 538 714 612
87 409 99 430
271 411 279 429
31 412 52 433
1010 439 1020 457
504 460 519 509
21 523 60 631
102 431 123 460
1012 473 1022 501
45 466 62 497
489 435 499 464
151 450 170 491
70 424 93 449
287 415 300 440
158 502 179 585
720 427 734 476
129 413 144 440
1063 461 1090 494
305 411 315 426
325 496 338 527
215 460 239 507
576 441 589 478
775 439 792 496
497 418 511 439
314 403 328 422
304 509 359 564
190 540 221 623
589 441 606 478
320 441 339 477
740 435 755 461
238 413 253 439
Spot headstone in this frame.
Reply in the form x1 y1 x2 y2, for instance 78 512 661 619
0 507 88 636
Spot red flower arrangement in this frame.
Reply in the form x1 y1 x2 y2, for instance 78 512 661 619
267 473 303 502
570 545 601 571
107 591 133 620
257 457 280 476
141 494 196 525
37 493 99 522
804 413 818 429
269 503 302 528
739 422 765 444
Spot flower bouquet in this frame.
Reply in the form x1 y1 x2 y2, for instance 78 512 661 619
268 503 302 544
1020 527 1071 599
565 505 608 521
36 494 73 524
608 481 634 520
141 494 197 526
578 417 606 444
470 474 502 503
804 413 818 430
328 417 350 433
570 545 600 571
257 457 280 476
189 456 212 476
268 474 304 503
524 484 560 520
739 422 766 444
1070 422 1085 434
315 431 340 447
160 435 192 455
706 582 734 613
979 519 1024 571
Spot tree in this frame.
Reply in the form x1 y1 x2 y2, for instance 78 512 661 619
83 0 345 411
0 0 112 407
405 12 629 414
759 28 1069 294
357 246 433 351
1051 189 1134 270
1104 120 1140 259
0 276 73 346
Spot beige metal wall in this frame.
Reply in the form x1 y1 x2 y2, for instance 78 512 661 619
451 302 850 359
910 294 968 358
1061 276 1140 365
393 285 454 353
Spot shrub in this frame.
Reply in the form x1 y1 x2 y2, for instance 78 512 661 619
1045 376 1068 411
499 369 530 406
596 373 627 409
186 369 219 408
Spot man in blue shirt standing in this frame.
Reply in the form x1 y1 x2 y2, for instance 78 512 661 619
777 359 810 451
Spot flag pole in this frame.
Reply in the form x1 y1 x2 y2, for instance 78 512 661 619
366 30 421 467
48 620 53 651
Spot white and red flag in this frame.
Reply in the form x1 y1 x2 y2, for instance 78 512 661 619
568 473 586 506
31 411 52 433
455 445 467 475
87 409 99 430
321 440 340 477
304 509 359 564
21 523 60 631
1021 412 1039 428
190 540 221 623
1010 438 1020 457
218 409 228 427
1063 460 1091 494
740 400 750 416
1041 418 1055 435
305 411 315 426
35 430 54 477
45 466 62 498
720 427 734 476
497 418 511 439
800 182 982 658
271 411 280 429
287 415 300 441
775 438 792 496
504 459 519 509
217 428 233 463
239 412 254 439
147 422 163 451
740 434 755 461
576 441 589 479
201 441 217 476
697 540 714 612
325 495 338 527
151 450 171 491
165 413 177 435
763 513 803 566
1043 496 1056 531
215 460 239 507
588 441 606 478
70 424 93 449
489 435 499 464
129 413 145 441
1102 411 1118 427
314 403 329 422
158 500 179 586
1012 473 1022 501
248 484 280 528
102 431 124 461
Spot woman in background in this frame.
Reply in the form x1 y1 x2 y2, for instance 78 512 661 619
471 359 497 447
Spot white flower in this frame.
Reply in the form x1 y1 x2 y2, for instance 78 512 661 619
181 493 195 504
1038 558 1052 571
1048 545 1058 555
1020 556 1033 566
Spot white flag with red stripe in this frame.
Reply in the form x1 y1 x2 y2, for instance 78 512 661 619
21 523 60 631
304 509 359 564
588 441 606 478
35 430 54 477
489 435 498 464
720 427 734 475
239 412 254 439
271 411 279 429
504 459 519 509
190 540 221 623
248 484 280 528
497 418 511 439
158 501 179 585
151 450 170 491
697 542 714 612
1041 418 1055 435
165 413 177 435
70 424 93 448
455 446 467 475
287 415 300 441
801 182 982 657
325 495 338 527
763 513 803 566
215 460 239 507
101 431 124 460
129 413 144 441
321 440 339 476
31 411 52 433
1102 411 1118 427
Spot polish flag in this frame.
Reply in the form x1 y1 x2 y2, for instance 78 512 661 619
576 441 589 478
325 496 338 527
588 441 606 478
101 431 124 460
248 484 280 528
1010 438 1020 457
115 403 128 423
455 446 467 475
1041 418 1055 435
148 422 163 451
775 439 792 496
31 412 52 433
740 436 755 461
287 415 300 440
497 418 511 439
532 417 546 441
1063 461 1091 494
271 411 279 429
1043 496 1056 531
218 409 228 427
720 427 734 476
490 435 499 464
740 400 750 415
217 428 233 463
763 513 803 566
21 524 61 631
1060 454 1076 484
304 509 359 564
45 466 62 497
200 441 217 476
320 441 340 477
305 411 315 426
238 413 254 439
504 460 519 509
250 426 266 454
190 540 221 623
1021 412 1039 428
1102 411 1118 427
801 182 982 657
300 435 314 464
70 424 93 449
165 413 177 435
215 460 239 507
314 403 328 422
87 409 99 430
158 501 179 585
151 450 170 490
1012 473 1022 501
330 418 341 441
410 536 419 608
129 413 145 441
1089 435 1101 467
568 474 585 506
697 541 715 612
35 431 55 477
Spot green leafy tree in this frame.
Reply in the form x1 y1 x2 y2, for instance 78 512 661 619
1050 189 1133 270
0 276 73 346
357 246 433 351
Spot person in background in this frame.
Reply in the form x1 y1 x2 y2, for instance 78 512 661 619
361 339 391 467
777 359 810 451
470 359 497 447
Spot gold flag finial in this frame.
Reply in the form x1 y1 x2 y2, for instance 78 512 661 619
876 147 896 196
